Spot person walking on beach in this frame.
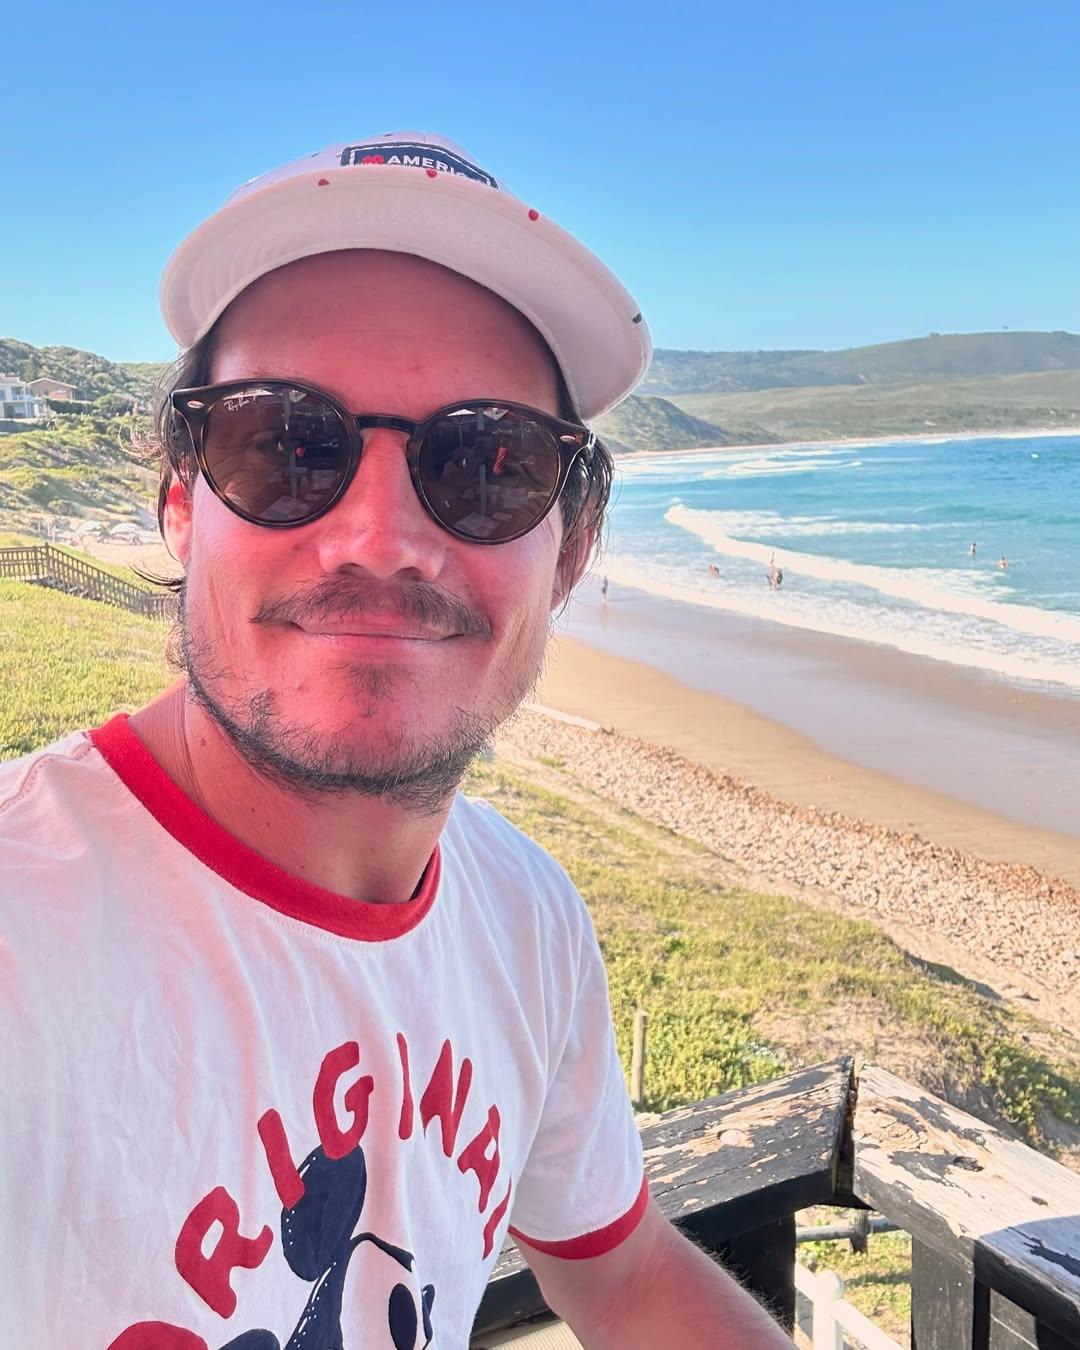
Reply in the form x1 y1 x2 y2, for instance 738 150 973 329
601 574 609 604
0 132 790 1349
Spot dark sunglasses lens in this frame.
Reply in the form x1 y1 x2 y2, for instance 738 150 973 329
201 386 350 523
416 406 564 541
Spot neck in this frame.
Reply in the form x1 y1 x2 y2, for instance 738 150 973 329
128 680 448 903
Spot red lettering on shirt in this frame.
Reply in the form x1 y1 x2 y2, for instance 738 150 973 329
397 1032 414 1140
106 1324 207 1350
257 1108 306 1209
457 1105 502 1211
174 1186 273 1318
419 1039 473 1156
313 1041 375 1160
482 1179 513 1258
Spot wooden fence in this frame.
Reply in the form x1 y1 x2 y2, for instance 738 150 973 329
473 1058 1080 1348
0 544 175 622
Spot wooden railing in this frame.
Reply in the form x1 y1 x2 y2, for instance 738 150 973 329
472 1059 1080 1347
0 544 175 622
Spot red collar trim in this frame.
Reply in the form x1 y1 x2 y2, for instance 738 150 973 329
87 713 440 943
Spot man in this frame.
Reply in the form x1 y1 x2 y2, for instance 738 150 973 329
0 132 789 1348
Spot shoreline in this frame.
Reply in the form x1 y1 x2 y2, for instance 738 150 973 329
535 627 1080 889
616 423 1080 460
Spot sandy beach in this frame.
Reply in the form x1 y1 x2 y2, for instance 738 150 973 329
534 633 1080 884
499 591 1080 1031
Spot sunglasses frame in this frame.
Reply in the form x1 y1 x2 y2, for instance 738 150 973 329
171 379 599 545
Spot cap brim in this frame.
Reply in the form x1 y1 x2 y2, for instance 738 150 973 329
160 166 650 420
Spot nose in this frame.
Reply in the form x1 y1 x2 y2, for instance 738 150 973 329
312 429 448 581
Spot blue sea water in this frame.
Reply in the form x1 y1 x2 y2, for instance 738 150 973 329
603 433 1080 695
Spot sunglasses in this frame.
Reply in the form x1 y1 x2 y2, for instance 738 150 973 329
171 380 599 545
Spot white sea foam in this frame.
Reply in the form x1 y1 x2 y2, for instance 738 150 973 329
667 505 1080 645
722 456 866 478
708 510 932 538
601 555 1080 692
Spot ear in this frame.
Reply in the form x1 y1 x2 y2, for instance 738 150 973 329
162 476 194 569
550 525 596 612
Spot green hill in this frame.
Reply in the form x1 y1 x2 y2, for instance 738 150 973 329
641 331 1080 396
0 338 167 405
673 369 1080 443
594 394 779 454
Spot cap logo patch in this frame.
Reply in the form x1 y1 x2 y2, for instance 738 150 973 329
339 141 498 187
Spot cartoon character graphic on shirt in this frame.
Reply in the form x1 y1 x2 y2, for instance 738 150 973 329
274 1142 434 1349
107 1034 513 1350
109 1145 435 1350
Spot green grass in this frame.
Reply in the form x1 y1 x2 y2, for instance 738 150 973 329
0 582 170 758
463 762 1080 1146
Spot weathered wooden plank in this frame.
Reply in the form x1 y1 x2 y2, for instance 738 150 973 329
641 1057 852 1239
854 1064 1080 1346
474 1059 851 1336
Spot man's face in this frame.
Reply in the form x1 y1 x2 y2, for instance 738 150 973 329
165 250 583 808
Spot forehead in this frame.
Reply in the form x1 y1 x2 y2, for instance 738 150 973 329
210 250 561 418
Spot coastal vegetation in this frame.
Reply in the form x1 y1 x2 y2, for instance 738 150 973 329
0 416 156 535
0 337 163 404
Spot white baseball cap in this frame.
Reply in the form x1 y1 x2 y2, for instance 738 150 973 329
160 131 651 421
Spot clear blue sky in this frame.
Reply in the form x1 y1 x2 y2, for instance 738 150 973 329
4 0 1078 362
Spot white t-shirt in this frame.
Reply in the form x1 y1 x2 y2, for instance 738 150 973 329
0 715 646 1349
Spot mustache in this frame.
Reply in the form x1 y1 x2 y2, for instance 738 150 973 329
250 576 492 639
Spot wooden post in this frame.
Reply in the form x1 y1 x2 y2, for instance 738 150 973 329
630 1008 648 1109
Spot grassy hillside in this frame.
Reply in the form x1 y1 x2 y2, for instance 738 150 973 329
673 368 1080 442
594 394 778 453
642 330 1080 396
0 415 157 535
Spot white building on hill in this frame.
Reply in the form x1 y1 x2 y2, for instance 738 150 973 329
0 377 48 419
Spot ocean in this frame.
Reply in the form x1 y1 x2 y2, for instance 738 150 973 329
601 432 1080 697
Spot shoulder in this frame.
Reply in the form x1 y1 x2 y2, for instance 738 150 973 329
441 790 592 934
0 730 101 839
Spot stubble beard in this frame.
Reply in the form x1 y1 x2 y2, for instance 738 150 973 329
176 584 545 815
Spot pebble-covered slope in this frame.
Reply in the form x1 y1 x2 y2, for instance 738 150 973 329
495 709 1080 1027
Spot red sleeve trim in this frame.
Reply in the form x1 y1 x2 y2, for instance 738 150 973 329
87 714 440 943
508 1172 649 1260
